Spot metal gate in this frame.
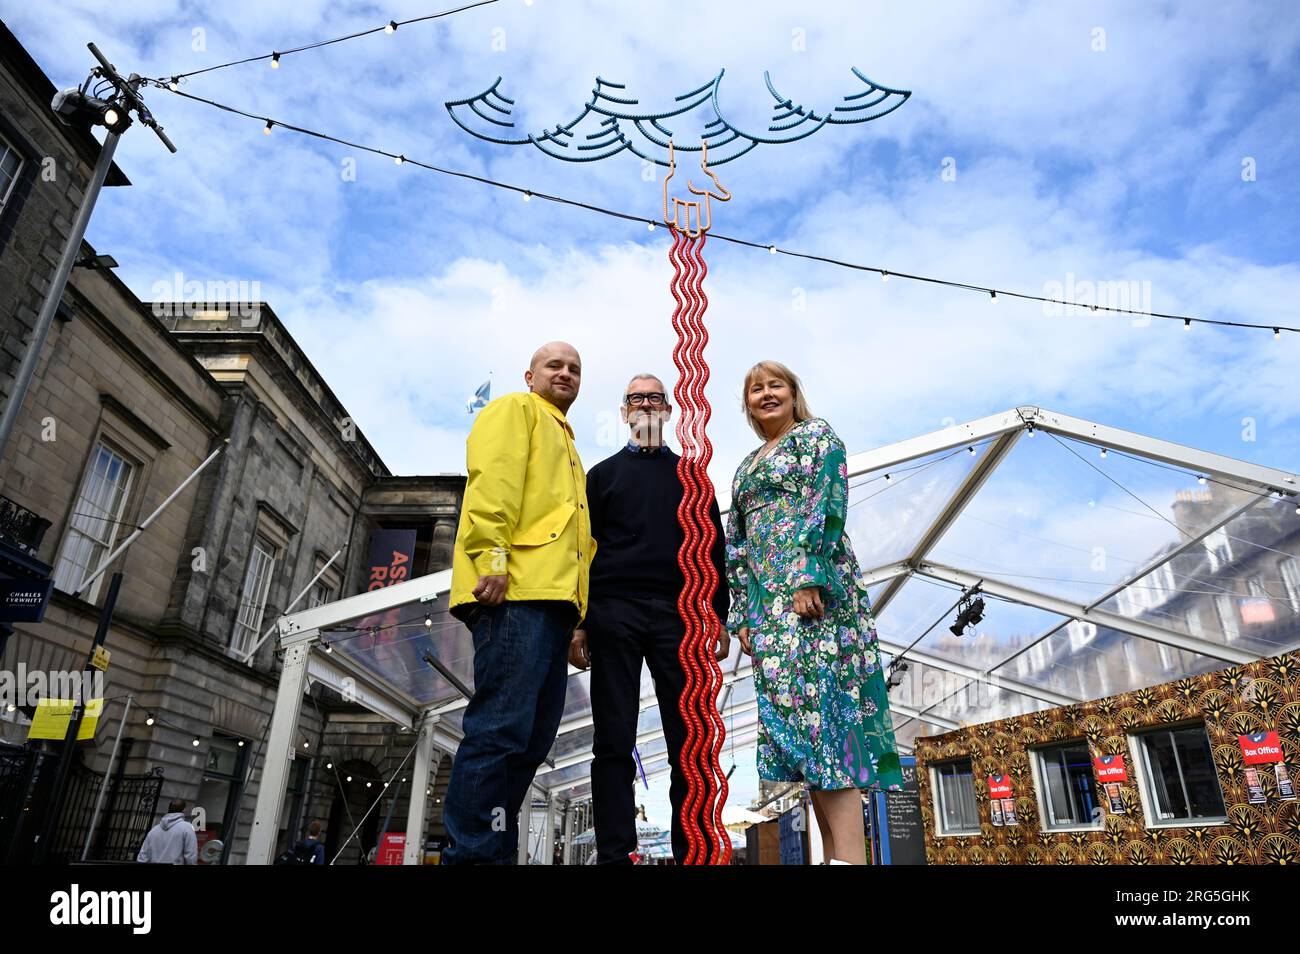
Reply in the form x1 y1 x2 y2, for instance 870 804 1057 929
1 745 163 864
51 762 165 862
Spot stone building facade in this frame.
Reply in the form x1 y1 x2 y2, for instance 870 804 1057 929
0 23 464 864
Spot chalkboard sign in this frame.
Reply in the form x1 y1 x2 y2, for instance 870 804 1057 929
873 756 927 865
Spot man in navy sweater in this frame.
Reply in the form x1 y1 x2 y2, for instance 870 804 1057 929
569 373 730 864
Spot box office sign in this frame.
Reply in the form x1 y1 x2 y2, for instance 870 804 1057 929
1238 732 1295 804
1238 730 1283 765
0 578 54 622
987 774 1017 826
1093 754 1128 782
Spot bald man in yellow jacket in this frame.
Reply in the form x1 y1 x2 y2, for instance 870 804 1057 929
443 341 596 865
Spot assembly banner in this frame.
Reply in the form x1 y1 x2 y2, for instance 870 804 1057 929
354 530 419 663
1238 731 1283 765
987 774 1013 799
1094 754 1128 783
367 529 417 590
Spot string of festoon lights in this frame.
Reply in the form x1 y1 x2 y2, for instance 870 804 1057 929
150 82 1298 339
150 0 503 84
141 709 317 751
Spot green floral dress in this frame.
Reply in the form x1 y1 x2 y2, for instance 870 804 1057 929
725 417 903 791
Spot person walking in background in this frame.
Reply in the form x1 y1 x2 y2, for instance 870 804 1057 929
137 798 197 865
569 373 729 864
724 360 903 865
442 341 597 865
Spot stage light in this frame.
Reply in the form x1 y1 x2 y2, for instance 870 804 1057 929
950 594 985 637
52 88 130 134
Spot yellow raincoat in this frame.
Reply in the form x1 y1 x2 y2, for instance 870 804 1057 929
450 391 596 621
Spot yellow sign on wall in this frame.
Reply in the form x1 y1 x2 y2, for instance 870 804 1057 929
27 698 102 741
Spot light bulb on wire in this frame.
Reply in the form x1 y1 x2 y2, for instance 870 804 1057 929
271 52 281 68
386 20 398 33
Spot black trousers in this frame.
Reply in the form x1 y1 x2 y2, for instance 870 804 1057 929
587 595 714 865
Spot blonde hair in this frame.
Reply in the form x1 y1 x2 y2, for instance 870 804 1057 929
741 360 813 439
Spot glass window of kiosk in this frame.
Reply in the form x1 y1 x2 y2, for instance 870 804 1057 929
1133 722 1226 826
932 759 980 835
1032 739 1101 830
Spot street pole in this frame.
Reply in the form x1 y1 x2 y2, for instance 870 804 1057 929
0 41 176 464
33 571 122 864
0 131 119 460
80 692 133 861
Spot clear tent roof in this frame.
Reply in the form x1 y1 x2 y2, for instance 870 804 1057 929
277 405 1300 802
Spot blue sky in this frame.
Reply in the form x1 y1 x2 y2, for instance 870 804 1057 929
10 0 1298 484
9 0 1300 826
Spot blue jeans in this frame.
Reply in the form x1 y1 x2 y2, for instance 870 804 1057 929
442 600 576 865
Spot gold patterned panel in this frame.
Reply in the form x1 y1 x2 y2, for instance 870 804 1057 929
1209 835 1247 864
913 649 1298 866
1258 833 1299 865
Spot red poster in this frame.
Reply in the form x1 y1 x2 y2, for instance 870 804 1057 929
1094 754 1128 782
376 832 406 865
987 774 1013 799
1238 731 1283 765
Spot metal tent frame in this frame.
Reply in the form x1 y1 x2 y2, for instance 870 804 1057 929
249 405 1300 862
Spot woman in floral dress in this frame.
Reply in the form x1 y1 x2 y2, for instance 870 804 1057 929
725 360 903 864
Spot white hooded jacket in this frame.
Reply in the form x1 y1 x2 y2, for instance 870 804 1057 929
137 812 198 864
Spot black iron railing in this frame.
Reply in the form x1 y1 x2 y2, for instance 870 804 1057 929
0 496 51 555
